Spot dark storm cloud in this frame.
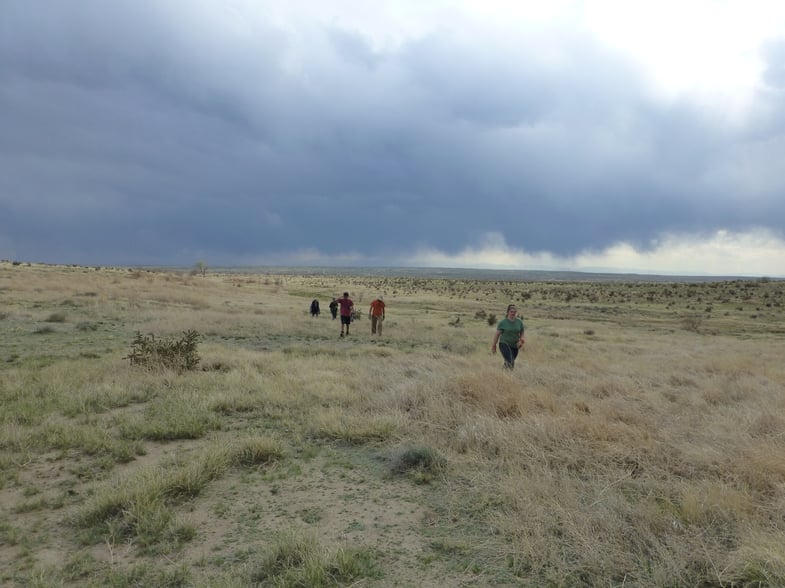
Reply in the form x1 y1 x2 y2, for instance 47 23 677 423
1 1 783 267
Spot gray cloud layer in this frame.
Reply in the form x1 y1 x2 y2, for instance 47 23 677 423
1 1 784 267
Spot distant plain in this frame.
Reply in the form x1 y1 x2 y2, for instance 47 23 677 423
1 261 784 587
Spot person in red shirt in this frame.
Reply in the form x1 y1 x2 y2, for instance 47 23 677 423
338 292 354 337
368 295 386 335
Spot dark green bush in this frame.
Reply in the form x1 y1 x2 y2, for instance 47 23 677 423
391 445 445 475
125 330 200 372
45 312 67 323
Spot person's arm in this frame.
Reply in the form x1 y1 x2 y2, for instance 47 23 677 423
491 329 501 353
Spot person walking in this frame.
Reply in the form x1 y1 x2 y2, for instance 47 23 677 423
491 304 525 369
368 295 385 335
338 292 354 337
329 297 339 320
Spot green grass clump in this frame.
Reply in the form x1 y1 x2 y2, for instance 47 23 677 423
119 395 222 441
310 411 399 444
71 439 281 553
391 445 445 475
250 531 383 586
44 312 67 323
227 436 284 467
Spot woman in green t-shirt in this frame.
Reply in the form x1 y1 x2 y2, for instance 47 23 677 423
491 304 525 369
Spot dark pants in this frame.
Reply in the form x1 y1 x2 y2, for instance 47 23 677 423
499 342 519 369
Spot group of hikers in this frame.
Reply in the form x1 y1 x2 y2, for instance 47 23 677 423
310 292 386 338
310 294 526 370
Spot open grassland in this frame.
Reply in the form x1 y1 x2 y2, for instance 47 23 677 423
1 261 785 587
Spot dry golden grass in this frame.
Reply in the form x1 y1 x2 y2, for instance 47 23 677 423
1 261 785 586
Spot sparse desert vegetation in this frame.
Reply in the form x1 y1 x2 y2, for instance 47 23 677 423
1 261 785 586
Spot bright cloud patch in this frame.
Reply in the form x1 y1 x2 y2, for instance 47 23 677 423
407 230 785 277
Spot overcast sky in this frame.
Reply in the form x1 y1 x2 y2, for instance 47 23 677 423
2 0 785 276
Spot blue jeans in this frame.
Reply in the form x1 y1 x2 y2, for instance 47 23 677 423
499 342 519 369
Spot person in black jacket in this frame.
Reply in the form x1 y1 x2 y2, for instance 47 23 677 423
310 299 320 318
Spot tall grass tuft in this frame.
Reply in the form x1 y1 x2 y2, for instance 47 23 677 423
309 410 400 444
250 531 383 586
390 445 445 475
119 393 222 441
390 445 445 484
72 439 279 551
227 436 284 467
44 312 67 323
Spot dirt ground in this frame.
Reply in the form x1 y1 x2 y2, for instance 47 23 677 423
2 437 485 586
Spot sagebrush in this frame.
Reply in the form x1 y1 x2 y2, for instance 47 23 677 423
125 330 200 372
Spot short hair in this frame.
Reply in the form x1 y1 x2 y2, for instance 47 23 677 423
343 292 349 297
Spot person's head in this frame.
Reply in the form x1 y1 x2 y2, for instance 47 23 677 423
506 304 517 317
343 292 349 298
378 295 383 301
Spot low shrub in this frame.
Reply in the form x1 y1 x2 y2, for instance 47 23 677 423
125 330 200 372
682 314 703 333
391 445 445 475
